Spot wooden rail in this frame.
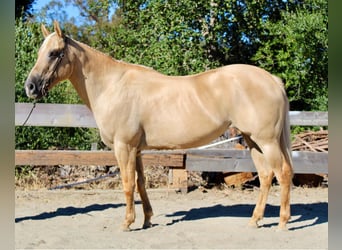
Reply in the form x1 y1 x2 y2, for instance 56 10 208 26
15 103 328 127
15 103 328 188
15 149 185 168
186 149 327 174
15 149 327 174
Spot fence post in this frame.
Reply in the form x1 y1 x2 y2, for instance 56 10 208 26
91 143 98 151
169 168 188 193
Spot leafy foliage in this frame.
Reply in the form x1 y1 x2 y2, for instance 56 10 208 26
104 0 220 75
15 0 35 20
252 0 328 111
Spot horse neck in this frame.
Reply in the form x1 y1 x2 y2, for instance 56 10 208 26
67 38 124 110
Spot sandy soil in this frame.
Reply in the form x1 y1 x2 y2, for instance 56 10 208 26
15 186 327 249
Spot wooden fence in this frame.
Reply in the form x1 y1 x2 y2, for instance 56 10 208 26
15 103 328 188
15 103 328 128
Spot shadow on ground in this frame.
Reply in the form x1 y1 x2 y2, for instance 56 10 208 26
15 200 327 231
15 203 126 223
165 202 328 230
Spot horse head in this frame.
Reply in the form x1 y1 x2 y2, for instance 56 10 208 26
25 21 72 99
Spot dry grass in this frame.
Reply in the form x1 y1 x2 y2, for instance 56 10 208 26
15 165 171 191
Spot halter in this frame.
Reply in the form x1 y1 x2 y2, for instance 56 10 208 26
22 38 67 126
41 37 67 97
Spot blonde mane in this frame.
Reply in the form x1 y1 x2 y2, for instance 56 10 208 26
69 36 156 73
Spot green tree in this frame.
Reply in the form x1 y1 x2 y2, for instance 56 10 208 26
15 0 35 20
252 0 328 111
107 0 219 75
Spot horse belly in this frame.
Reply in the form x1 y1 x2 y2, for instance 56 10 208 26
140 80 233 149
142 115 230 150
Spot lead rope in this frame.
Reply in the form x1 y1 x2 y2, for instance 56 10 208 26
21 52 63 126
22 100 37 126
22 41 66 126
21 47 63 126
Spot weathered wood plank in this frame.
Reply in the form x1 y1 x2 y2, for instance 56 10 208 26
15 149 327 174
186 149 250 171
15 103 328 127
186 149 250 158
15 150 185 167
186 155 255 172
291 151 328 174
289 111 328 126
15 103 97 128
186 150 328 174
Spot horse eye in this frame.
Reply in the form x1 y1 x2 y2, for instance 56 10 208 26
48 51 59 58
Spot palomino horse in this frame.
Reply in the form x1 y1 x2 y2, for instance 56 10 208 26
25 21 293 231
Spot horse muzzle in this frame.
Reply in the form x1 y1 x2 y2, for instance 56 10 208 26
25 78 44 99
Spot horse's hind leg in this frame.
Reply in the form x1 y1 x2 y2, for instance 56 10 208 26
242 134 273 227
259 141 292 230
247 146 274 228
136 154 153 229
273 156 293 230
249 139 291 230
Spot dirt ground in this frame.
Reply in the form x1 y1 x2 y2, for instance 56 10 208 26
15 185 327 249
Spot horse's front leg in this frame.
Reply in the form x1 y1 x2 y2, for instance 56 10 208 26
114 142 137 231
136 153 153 228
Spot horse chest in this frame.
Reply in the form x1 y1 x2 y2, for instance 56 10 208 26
93 105 143 148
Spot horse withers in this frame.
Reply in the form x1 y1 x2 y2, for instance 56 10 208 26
24 21 293 231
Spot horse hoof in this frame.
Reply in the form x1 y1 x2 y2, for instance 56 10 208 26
121 224 131 232
247 221 260 229
121 227 131 232
276 225 289 232
142 222 153 229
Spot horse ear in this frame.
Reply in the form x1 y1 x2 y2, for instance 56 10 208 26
41 24 50 38
53 20 63 38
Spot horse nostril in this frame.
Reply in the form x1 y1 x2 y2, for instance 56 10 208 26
28 83 35 90
25 81 39 98
26 82 37 93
